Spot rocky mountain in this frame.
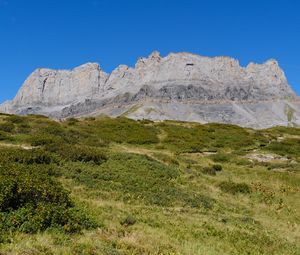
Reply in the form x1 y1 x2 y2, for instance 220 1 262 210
1 51 299 128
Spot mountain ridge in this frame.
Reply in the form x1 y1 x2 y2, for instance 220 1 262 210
1 51 299 128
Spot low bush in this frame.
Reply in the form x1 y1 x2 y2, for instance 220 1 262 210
0 165 71 212
0 122 14 133
120 215 136 226
219 181 251 195
47 144 107 165
95 153 180 206
41 123 66 136
201 166 216 176
265 138 300 159
15 122 31 134
0 164 97 235
210 153 231 163
84 117 96 121
77 117 159 144
186 194 214 209
198 164 222 176
28 133 63 146
266 126 300 136
0 203 97 234
0 148 55 165
7 115 26 124
0 131 12 141
66 118 79 126
160 122 268 153
62 153 214 209
212 164 222 171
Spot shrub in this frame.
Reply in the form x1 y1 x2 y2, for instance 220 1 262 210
0 148 55 165
84 117 96 121
212 164 222 171
186 194 214 209
49 144 107 165
28 133 63 146
7 115 25 124
196 164 222 176
15 122 31 134
63 153 215 208
0 131 11 141
219 181 251 195
266 126 300 136
66 118 79 126
0 165 71 211
265 138 300 159
120 215 136 226
78 117 159 144
65 153 183 206
139 119 154 125
0 203 97 234
210 153 231 163
0 164 97 235
41 123 66 136
27 114 48 119
160 122 268 153
0 122 14 133
201 166 216 176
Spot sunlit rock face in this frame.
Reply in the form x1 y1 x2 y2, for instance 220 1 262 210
1 51 299 128
10 63 108 106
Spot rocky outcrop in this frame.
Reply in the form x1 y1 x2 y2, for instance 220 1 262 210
0 51 299 128
11 63 108 107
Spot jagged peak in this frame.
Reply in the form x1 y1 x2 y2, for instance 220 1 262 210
149 50 161 59
264 59 279 66
27 53 284 77
246 59 280 68
73 62 101 71
113 64 129 72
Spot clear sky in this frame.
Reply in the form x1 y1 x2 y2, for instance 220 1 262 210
0 0 299 103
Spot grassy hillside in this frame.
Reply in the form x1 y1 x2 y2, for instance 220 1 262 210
0 113 299 255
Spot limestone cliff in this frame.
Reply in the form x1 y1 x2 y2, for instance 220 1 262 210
1 51 299 128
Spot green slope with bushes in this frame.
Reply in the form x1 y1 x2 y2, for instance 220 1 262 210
0 113 299 254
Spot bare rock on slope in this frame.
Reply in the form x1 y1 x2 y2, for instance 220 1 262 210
0 51 299 128
11 63 108 106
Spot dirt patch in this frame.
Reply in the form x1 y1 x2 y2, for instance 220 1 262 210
0 142 34 150
245 153 288 163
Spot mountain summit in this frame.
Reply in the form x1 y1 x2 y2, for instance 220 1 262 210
1 51 299 128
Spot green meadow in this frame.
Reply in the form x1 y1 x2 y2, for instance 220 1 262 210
0 113 299 254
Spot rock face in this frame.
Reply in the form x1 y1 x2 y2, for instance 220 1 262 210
10 63 108 107
1 51 299 128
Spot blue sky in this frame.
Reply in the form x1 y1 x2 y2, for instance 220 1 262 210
0 0 299 103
